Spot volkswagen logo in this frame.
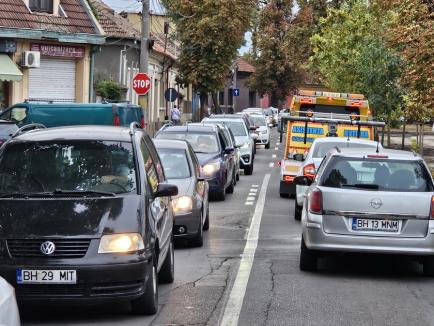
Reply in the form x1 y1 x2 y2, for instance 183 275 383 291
370 198 383 209
40 241 56 255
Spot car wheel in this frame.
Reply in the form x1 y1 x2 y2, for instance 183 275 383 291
131 256 158 315
203 206 210 231
294 201 302 221
244 164 253 176
280 193 289 198
192 212 204 247
215 186 226 201
423 257 434 276
226 174 235 194
236 170 240 181
265 142 270 149
299 236 317 271
158 237 174 283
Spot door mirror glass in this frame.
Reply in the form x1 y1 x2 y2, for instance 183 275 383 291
293 176 313 186
293 153 305 162
154 183 178 197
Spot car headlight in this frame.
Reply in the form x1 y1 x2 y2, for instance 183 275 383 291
98 233 144 254
203 162 221 176
172 195 193 213
240 142 249 149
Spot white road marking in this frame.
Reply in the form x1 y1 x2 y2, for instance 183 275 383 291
244 202 254 206
249 189 258 193
272 154 277 158
251 185 259 188
274 147 279 150
276 142 280 145
220 174 271 326
248 193 256 197
268 162 274 168
246 196 256 201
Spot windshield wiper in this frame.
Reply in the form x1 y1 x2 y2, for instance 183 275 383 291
0 192 54 198
52 189 116 197
342 184 379 190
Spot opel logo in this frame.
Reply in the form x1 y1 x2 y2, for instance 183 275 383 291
40 241 56 255
370 198 383 209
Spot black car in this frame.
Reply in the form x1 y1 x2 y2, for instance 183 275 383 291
154 139 210 247
155 125 236 201
0 120 18 146
0 124 178 315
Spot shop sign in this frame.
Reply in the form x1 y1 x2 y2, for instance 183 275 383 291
30 44 85 58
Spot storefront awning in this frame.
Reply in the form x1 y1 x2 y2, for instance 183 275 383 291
0 54 23 82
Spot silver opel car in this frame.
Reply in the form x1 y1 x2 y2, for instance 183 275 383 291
296 148 434 274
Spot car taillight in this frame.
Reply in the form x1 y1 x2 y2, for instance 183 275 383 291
114 116 120 126
303 163 316 179
309 188 322 214
431 196 434 219
284 175 295 182
140 116 145 128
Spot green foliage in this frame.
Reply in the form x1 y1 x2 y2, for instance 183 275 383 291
161 0 255 95
310 1 402 119
96 80 121 101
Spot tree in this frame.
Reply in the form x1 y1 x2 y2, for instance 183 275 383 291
161 0 255 119
310 1 402 145
96 80 122 101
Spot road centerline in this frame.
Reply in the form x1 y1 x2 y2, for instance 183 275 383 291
219 174 271 326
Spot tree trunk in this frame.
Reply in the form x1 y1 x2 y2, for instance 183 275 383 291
401 119 406 150
199 92 208 122
270 91 279 108
211 92 221 114
420 124 424 156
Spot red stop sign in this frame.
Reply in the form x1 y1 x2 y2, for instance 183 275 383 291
132 73 151 95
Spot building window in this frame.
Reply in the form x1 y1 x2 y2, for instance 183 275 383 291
249 91 256 107
29 0 53 13
227 89 233 106
218 91 224 106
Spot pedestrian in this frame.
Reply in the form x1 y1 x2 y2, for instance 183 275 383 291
171 104 181 125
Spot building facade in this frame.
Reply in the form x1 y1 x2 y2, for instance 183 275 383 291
0 0 104 109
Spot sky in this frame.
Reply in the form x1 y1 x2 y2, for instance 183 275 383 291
102 0 251 55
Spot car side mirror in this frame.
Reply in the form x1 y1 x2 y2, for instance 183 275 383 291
293 154 305 162
154 183 178 197
225 146 234 154
293 176 313 186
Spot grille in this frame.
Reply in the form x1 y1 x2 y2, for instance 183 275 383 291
16 284 86 297
7 239 91 258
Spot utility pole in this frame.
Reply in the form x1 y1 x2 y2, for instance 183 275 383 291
139 0 150 128
233 62 238 112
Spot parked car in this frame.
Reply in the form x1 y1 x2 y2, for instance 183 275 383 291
295 148 434 274
0 124 178 315
294 137 382 220
0 120 18 146
243 108 264 116
155 125 235 200
0 102 145 128
154 139 210 247
248 114 271 149
203 116 256 175
198 121 241 181
0 277 20 326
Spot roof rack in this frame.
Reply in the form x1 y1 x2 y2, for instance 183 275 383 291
11 123 46 138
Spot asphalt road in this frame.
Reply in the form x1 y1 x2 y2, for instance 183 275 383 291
22 129 434 326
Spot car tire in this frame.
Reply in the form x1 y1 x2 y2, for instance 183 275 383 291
158 237 174 284
265 142 270 149
236 171 240 181
294 201 302 221
299 236 317 271
423 258 434 276
226 174 235 194
131 256 158 315
203 206 210 231
192 213 204 247
244 164 253 176
280 193 289 198
215 186 226 201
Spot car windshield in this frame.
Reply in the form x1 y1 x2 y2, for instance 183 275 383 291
157 148 191 179
320 157 434 192
0 141 137 195
312 142 377 158
157 132 219 154
250 116 266 126
207 120 247 137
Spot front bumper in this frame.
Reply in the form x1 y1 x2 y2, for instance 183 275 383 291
173 209 202 238
205 169 225 193
239 149 253 168
280 180 296 195
303 215 434 255
0 257 152 304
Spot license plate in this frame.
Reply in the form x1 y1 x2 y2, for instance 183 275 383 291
16 269 77 284
352 218 400 232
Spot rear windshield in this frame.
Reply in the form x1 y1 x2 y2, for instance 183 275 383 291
0 141 137 194
250 116 266 126
300 104 360 115
157 132 219 154
320 157 433 192
312 142 377 158
157 148 191 179
207 120 247 137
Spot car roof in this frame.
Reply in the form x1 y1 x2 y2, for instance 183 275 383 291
160 125 217 133
330 147 423 161
12 125 133 142
153 138 189 150
313 137 379 146
208 115 245 121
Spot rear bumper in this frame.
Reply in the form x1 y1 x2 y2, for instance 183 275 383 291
0 260 152 304
280 180 296 195
303 215 434 255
